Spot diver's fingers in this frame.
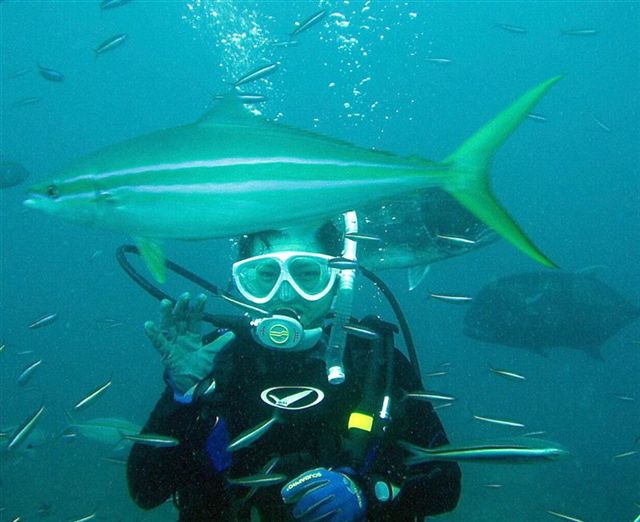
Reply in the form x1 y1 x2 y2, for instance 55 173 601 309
202 331 235 358
188 293 207 334
144 321 170 356
172 292 191 334
158 298 174 331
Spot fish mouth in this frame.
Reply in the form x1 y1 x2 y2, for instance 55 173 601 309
23 192 50 210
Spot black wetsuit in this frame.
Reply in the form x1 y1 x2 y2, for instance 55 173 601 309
128 319 461 521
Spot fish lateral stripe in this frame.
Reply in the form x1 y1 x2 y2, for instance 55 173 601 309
65 157 425 185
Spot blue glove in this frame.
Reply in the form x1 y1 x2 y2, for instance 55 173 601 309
281 467 366 522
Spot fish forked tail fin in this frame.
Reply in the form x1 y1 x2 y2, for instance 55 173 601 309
442 76 562 268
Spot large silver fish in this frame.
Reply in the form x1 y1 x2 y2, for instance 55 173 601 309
356 188 499 287
24 78 561 281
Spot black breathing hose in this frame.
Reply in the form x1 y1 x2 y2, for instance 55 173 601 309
115 245 420 381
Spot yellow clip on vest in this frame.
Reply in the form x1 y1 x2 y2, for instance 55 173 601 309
348 412 374 432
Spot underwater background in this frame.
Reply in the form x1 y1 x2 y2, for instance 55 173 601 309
1 1 639 520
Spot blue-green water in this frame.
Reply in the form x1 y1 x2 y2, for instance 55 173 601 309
1 1 639 520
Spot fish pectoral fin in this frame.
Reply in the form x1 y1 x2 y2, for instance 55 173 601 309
136 238 166 284
443 76 562 269
408 264 430 291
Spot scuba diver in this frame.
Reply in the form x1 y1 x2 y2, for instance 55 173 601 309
126 218 461 521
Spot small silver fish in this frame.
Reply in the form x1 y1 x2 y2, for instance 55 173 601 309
592 115 611 132
561 28 597 36
68 511 97 522
429 292 472 304
227 472 287 488
436 234 477 245
523 431 547 438
425 58 452 64
218 292 269 316
28 313 58 329
123 433 180 447
495 23 528 34
400 437 567 465
100 0 132 9
527 112 547 122
344 232 382 242
17 359 43 386
200 378 217 397
234 63 278 88
328 257 358 270
213 93 267 104
74 378 112 410
273 40 299 48
6 68 31 79
425 371 448 377
60 428 78 442
612 450 638 460
237 93 267 103
11 96 41 108
473 415 525 428
8 403 45 450
37 64 64 82
490 367 526 381
243 456 281 501
94 33 128 55
546 510 585 522
96 318 124 330
612 394 635 402
103 456 127 465
484 483 504 488
227 416 277 452
405 391 456 402
342 323 380 341
290 9 327 37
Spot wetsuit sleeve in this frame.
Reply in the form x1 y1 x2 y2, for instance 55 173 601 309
365 351 461 519
127 386 200 509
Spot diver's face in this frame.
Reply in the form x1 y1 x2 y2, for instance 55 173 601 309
245 234 336 329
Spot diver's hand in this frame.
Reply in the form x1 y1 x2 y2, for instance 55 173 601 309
144 292 235 402
281 468 366 522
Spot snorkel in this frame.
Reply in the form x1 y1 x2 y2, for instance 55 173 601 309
325 211 359 384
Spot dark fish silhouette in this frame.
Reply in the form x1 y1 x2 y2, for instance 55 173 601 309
463 271 639 358
0 161 30 188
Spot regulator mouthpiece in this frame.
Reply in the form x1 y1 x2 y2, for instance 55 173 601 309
251 314 322 351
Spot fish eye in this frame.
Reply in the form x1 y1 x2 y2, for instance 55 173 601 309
46 184 59 199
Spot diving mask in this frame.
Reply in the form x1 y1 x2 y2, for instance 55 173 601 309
232 251 338 304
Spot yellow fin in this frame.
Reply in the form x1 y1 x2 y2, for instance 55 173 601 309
444 76 562 268
136 238 166 283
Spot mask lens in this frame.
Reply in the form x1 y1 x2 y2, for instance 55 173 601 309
236 258 281 299
288 256 331 295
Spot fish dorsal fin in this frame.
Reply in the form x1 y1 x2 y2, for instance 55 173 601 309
408 264 430 291
196 93 262 127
